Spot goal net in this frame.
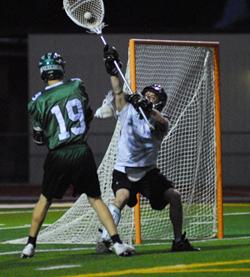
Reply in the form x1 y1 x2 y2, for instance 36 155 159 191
8 39 222 245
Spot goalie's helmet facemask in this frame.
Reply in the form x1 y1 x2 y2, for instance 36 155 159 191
141 84 167 112
38 52 65 82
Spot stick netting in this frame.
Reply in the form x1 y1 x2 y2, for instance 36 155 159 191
63 0 104 30
8 40 219 244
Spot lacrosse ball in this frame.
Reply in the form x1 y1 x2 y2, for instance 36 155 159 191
84 12 93 20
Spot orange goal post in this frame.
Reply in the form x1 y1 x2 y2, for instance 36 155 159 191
128 39 223 243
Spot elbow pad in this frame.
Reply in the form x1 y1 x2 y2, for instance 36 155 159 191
32 126 45 145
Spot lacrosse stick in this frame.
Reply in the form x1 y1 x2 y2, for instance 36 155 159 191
63 0 154 129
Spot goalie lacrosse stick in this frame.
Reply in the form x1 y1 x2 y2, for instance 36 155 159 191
63 0 154 129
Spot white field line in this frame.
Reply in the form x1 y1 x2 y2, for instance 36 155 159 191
36 264 81 271
0 224 50 231
1 236 250 256
0 247 93 256
0 212 248 231
0 203 73 209
0 209 67 215
140 236 250 246
0 210 249 216
224 212 250 216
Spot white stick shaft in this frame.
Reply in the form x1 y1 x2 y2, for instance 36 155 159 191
100 35 107 45
99 35 154 129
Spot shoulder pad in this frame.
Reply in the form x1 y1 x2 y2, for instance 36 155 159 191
31 91 42 102
70 78 82 82
69 78 85 87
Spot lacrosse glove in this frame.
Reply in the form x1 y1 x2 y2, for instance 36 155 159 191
126 94 153 119
103 45 122 76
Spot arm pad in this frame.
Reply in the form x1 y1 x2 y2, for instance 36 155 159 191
32 126 45 145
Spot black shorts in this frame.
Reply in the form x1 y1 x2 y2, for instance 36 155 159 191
42 144 101 201
112 168 174 210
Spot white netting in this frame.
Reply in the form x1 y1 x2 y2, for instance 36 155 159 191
63 0 104 31
8 40 219 245
133 42 217 240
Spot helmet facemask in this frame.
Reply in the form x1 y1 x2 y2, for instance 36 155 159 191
38 52 65 82
141 84 167 112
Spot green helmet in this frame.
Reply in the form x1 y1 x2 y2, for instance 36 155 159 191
38 52 65 82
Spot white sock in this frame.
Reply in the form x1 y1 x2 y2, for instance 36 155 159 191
101 204 121 241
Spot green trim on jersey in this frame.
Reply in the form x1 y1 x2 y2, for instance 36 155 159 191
28 78 90 150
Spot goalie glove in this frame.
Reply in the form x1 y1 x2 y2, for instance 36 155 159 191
32 126 45 145
103 45 122 76
125 93 153 119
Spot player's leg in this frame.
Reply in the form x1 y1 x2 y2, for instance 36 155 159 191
88 196 120 238
88 196 134 256
98 170 134 241
99 188 129 243
144 168 200 252
164 188 183 241
21 194 51 258
74 148 134 256
29 194 51 238
164 188 200 251
21 149 70 258
96 170 137 254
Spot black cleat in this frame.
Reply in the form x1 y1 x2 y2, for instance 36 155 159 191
171 232 200 252
95 240 113 254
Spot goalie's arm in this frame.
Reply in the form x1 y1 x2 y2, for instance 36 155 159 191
150 109 169 133
103 45 127 112
110 75 126 112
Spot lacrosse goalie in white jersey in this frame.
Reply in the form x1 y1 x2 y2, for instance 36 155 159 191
96 45 200 254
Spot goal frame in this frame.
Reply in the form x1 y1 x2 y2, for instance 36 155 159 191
129 39 223 244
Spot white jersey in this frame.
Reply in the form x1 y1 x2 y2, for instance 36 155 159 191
114 103 168 175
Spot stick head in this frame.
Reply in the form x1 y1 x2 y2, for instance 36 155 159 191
63 0 105 34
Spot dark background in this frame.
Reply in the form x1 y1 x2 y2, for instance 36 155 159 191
0 1 249 202
1 0 250 36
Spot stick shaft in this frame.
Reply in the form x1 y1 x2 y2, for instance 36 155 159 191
99 35 154 129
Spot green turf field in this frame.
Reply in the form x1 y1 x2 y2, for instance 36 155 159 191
0 204 250 277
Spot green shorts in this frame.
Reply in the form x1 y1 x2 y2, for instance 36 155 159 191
42 143 101 201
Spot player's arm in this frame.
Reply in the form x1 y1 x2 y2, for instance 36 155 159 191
110 76 126 112
150 109 169 133
28 95 45 145
77 80 94 128
103 45 126 112
32 126 45 145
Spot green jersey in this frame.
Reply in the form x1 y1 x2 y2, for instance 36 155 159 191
28 78 91 150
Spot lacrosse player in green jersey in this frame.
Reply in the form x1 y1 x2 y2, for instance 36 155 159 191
21 52 134 258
